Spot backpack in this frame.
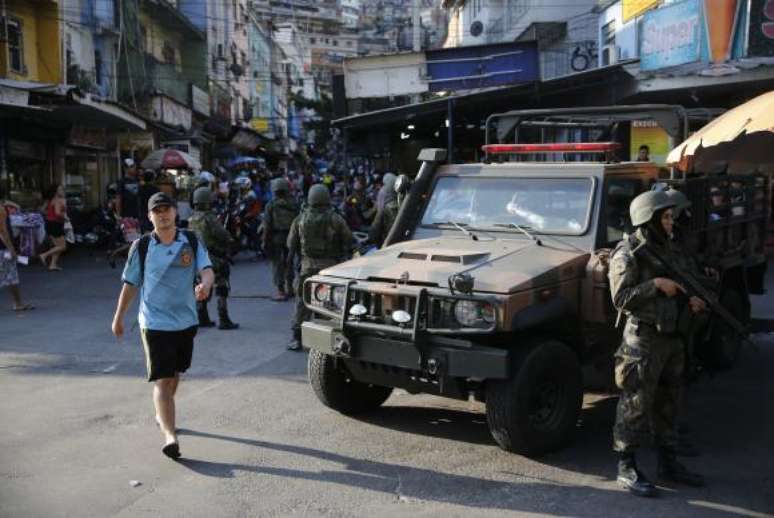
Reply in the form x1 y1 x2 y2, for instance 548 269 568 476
299 208 337 259
134 230 199 281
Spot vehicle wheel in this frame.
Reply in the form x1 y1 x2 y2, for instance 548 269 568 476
704 289 749 369
308 350 393 415
486 339 582 456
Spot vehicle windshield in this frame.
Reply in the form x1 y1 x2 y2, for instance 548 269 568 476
421 176 593 235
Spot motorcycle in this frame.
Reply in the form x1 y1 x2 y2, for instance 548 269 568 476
223 191 263 258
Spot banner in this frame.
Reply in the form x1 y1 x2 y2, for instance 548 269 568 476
630 121 671 164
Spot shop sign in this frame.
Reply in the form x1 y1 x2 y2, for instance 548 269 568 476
0 85 29 107
747 0 774 57
631 120 671 164
623 0 661 23
151 95 192 130
231 129 262 151
7 139 45 159
191 85 211 117
69 127 108 149
118 132 155 151
640 0 702 71
249 117 271 134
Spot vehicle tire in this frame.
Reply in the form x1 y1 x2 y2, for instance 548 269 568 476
486 339 583 456
308 350 393 415
704 288 749 369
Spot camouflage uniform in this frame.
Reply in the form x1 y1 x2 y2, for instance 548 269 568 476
368 191 400 248
189 188 238 329
609 228 684 453
287 199 352 347
263 194 299 297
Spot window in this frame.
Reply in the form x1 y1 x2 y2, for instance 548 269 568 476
601 20 616 46
333 39 338 46
604 178 642 244
310 37 316 44
7 18 23 73
346 40 352 47
94 50 102 86
162 41 176 65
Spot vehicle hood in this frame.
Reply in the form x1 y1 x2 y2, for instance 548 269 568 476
321 237 589 294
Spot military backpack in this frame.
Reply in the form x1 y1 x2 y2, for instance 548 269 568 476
299 208 339 259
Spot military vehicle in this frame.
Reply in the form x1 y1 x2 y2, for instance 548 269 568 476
301 105 769 455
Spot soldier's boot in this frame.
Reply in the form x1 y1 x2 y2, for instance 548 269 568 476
272 290 288 302
617 452 657 497
287 329 302 351
217 297 239 330
658 448 705 487
197 301 216 328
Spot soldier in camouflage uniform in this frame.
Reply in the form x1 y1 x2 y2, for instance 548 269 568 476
263 178 299 301
608 190 705 497
369 183 400 248
286 184 353 350
189 187 239 330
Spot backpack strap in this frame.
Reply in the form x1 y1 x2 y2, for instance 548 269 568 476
137 234 151 282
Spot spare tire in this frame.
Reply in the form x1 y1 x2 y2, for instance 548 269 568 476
308 350 393 415
486 339 583 456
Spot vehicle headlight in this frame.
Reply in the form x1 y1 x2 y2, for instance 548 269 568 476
332 286 346 309
453 300 496 327
313 283 330 302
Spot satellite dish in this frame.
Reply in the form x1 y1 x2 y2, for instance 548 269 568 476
470 21 483 37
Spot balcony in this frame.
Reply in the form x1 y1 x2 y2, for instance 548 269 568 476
143 53 190 106
141 0 205 40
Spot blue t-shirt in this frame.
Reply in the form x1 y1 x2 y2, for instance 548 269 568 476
122 231 212 331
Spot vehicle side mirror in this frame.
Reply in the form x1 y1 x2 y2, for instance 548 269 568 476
394 174 411 195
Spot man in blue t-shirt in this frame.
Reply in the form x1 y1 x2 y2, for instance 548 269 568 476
111 192 214 460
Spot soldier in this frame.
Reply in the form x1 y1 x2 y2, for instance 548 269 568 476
263 177 299 301
369 182 400 248
608 190 705 497
188 187 239 330
286 184 353 351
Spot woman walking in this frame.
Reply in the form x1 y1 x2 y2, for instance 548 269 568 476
0 186 33 310
40 184 68 271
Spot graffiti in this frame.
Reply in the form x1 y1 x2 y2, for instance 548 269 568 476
570 41 598 72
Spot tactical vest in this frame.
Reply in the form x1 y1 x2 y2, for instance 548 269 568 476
299 208 340 259
269 198 298 233
612 230 680 334
383 200 399 233
188 211 228 257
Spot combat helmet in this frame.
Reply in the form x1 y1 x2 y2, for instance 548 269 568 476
382 172 396 191
271 177 290 194
308 184 331 207
193 186 213 209
629 190 677 227
664 188 692 218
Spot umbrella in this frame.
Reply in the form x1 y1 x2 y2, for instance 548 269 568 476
667 91 774 171
227 156 263 169
141 148 201 171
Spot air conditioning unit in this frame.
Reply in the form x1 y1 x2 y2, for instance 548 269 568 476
600 44 620 66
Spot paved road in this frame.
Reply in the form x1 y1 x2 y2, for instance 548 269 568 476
1 250 773 517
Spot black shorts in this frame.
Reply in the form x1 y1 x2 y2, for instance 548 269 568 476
140 326 197 382
45 220 65 238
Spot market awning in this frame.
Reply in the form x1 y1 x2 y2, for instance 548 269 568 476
50 92 146 131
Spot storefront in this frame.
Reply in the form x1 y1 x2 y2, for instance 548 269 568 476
4 137 54 209
64 126 119 211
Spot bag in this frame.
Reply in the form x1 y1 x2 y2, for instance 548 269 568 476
64 220 75 244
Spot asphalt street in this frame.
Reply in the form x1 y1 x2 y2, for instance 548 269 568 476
1 250 773 518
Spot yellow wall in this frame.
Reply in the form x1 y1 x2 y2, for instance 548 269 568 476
138 10 184 73
0 0 61 83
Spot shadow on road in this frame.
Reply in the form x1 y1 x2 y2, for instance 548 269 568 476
175 427 765 517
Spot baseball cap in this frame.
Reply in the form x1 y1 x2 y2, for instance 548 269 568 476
148 192 176 211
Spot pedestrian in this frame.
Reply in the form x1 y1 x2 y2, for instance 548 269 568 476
376 172 396 212
111 192 213 459
637 145 650 161
0 187 34 311
138 170 159 233
608 190 705 497
369 181 400 248
188 187 238 330
118 158 140 218
263 177 299 301
39 184 68 271
286 184 352 350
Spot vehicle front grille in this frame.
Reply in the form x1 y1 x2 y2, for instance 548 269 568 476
349 288 417 327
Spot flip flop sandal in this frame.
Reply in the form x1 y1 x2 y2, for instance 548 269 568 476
13 304 35 311
162 442 181 459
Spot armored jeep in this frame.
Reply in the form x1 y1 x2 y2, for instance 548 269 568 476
301 106 769 455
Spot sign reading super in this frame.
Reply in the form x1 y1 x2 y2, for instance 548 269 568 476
640 0 702 71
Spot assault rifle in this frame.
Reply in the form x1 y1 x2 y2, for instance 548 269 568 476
631 237 755 348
